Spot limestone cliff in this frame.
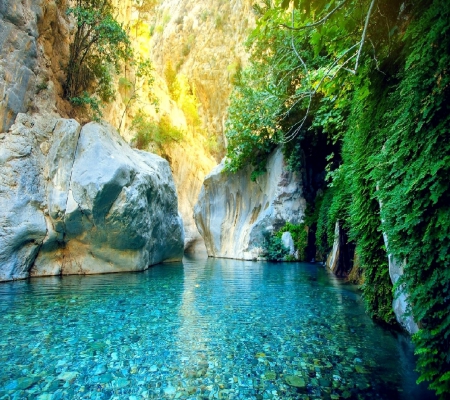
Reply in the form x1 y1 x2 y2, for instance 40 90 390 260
194 148 306 260
149 0 254 147
0 0 40 132
102 0 255 252
0 0 73 132
1 0 255 253
0 114 184 282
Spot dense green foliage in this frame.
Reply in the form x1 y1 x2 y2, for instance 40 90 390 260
264 222 308 261
131 111 183 153
281 222 308 261
373 2 450 394
263 233 289 262
64 0 132 119
225 0 450 396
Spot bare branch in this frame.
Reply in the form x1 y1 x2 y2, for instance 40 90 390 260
312 42 360 92
280 7 313 143
279 0 348 31
354 0 376 73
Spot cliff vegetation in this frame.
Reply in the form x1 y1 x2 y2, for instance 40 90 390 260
224 0 450 397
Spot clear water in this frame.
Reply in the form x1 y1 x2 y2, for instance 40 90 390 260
0 257 435 400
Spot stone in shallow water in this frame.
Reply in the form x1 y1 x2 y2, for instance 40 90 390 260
354 365 366 373
264 372 276 381
114 377 130 389
37 394 53 400
97 373 114 384
285 375 306 388
93 364 107 375
5 376 40 390
57 371 78 381
164 385 176 395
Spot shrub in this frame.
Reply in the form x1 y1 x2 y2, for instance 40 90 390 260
64 0 132 119
131 111 183 152
263 233 289 262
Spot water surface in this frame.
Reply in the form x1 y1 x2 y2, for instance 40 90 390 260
0 258 434 399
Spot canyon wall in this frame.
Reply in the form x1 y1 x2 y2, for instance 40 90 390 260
194 148 306 260
104 0 255 252
1 0 256 253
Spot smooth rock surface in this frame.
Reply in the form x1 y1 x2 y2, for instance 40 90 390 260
0 114 51 281
327 222 340 274
281 231 295 257
382 233 419 334
32 121 184 276
194 147 306 259
0 114 184 281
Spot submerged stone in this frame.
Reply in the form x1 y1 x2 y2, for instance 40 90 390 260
264 371 276 381
114 378 130 389
57 371 78 381
6 376 40 390
285 375 306 388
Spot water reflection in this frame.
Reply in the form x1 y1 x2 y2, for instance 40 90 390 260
0 259 435 399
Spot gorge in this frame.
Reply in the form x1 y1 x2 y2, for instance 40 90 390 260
0 0 448 399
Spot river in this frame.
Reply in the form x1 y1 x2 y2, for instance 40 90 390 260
0 257 435 399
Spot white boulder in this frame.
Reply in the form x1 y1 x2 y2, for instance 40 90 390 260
194 147 306 260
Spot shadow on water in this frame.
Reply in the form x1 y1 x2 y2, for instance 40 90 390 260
0 258 436 399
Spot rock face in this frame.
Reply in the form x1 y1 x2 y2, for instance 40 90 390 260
194 148 306 259
102 0 255 254
388 257 419 334
0 0 39 132
0 114 184 281
326 222 354 277
281 232 295 257
0 0 71 132
149 0 255 147
0 114 48 280
382 233 419 334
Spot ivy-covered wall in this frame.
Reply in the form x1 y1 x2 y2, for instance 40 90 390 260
223 0 450 397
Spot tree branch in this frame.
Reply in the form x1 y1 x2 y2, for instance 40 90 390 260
354 0 376 73
279 0 348 31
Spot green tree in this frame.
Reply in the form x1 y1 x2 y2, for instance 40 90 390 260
64 0 132 119
118 58 157 131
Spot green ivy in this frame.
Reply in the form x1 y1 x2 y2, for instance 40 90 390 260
222 1 450 396
280 222 308 261
373 0 450 395
264 222 309 261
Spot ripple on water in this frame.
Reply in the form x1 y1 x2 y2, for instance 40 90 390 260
0 258 436 399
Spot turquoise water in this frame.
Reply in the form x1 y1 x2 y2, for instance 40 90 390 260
0 257 435 400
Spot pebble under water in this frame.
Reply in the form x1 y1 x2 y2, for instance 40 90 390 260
0 257 436 400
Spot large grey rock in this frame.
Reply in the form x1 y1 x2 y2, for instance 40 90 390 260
32 121 184 276
0 0 41 132
0 114 184 281
382 233 419 334
0 114 52 280
194 147 306 259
